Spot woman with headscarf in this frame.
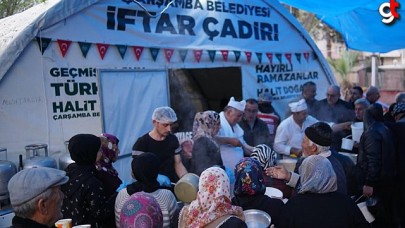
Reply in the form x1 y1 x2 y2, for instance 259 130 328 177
114 152 177 228
355 103 396 227
96 133 122 197
232 157 284 227
280 155 369 228
189 111 224 176
119 192 163 228
178 167 246 228
61 134 116 228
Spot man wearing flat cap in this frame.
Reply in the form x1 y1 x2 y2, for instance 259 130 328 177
267 122 347 194
8 167 68 227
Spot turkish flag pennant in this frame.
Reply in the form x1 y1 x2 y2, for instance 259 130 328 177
304 52 310 62
193 50 203 63
221 50 229 62
245 51 252 63
164 49 174 62
266 53 273 64
57 39 72 57
295 53 302 63
96 43 109 60
132 46 144 61
285 53 292 64
35 37 51 55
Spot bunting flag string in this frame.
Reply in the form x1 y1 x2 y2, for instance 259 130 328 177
221 50 229 62
36 37 51 55
179 49 188 62
193 50 203 63
256 53 262 64
304 52 310 62
149 48 160 62
78 42 91 58
208 50 216 62
34 37 315 64
57 39 72 57
295 53 302 63
245 51 252 63
266 53 273 64
275 53 282 63
133 46 144 61
234 51 241 62
116 45 128 59
285 53 292 64
164 48 174 62
96 43 109 60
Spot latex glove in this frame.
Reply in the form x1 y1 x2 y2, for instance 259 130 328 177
157 174 171 187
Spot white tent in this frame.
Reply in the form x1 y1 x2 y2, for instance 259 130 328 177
0 0 336 182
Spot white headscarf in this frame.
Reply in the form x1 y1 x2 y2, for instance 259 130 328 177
298 155 337 194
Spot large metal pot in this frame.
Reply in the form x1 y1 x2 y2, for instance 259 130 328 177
23 144 57 169
0 148 17 197
58 140 74 170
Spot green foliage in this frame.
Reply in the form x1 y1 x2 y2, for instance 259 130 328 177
0 0 45 19
327 51 360 81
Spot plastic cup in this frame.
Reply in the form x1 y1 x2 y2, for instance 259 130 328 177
55 219 72 228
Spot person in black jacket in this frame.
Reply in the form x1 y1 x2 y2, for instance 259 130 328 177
61 134 116 228
355 103 397 228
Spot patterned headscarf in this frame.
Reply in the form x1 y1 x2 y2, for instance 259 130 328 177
393 102 405 118
95 133 119 176
250 144 277 169
298 155 337 194
234 158 266 196
182 167 244 227
119 192 163 228
192 111 220 141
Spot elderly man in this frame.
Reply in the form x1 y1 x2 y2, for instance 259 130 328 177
268 122 348 194
8 167 68 228
274 99 318 158
132 106 187 183
354 98 370 122
365 86 380 104
239 98 272 154
311 85 354 123
216 97 254 170
286 81 318 118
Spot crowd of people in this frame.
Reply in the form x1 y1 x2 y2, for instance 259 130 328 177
6 82 405 228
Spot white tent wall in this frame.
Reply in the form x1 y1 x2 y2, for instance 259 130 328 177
0 0 336 182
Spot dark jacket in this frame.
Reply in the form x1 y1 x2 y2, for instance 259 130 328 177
11 216 49 228
61 164 115 228
357 104 396 188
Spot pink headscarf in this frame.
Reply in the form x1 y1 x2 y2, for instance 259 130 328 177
96 133 119 176
180 167 244 227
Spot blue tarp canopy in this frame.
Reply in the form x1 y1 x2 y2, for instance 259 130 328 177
281 0 405 53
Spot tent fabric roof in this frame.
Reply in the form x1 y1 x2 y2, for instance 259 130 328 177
0 0 99 81
281 0 405 53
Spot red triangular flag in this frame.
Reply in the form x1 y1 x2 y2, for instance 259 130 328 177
266 53 273 64
304 52 310 62
132 46 144 61
193 50 203 63
221 50 229 62
164 49 174 62
285 53 292 64
245 51 252 63
96 43 109 60
57 39 72 57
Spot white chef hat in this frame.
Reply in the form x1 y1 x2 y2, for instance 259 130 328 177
289 99 307 113
227 97 246 112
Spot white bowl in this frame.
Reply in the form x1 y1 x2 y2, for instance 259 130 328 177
265 187 283 199
243 209 271 228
